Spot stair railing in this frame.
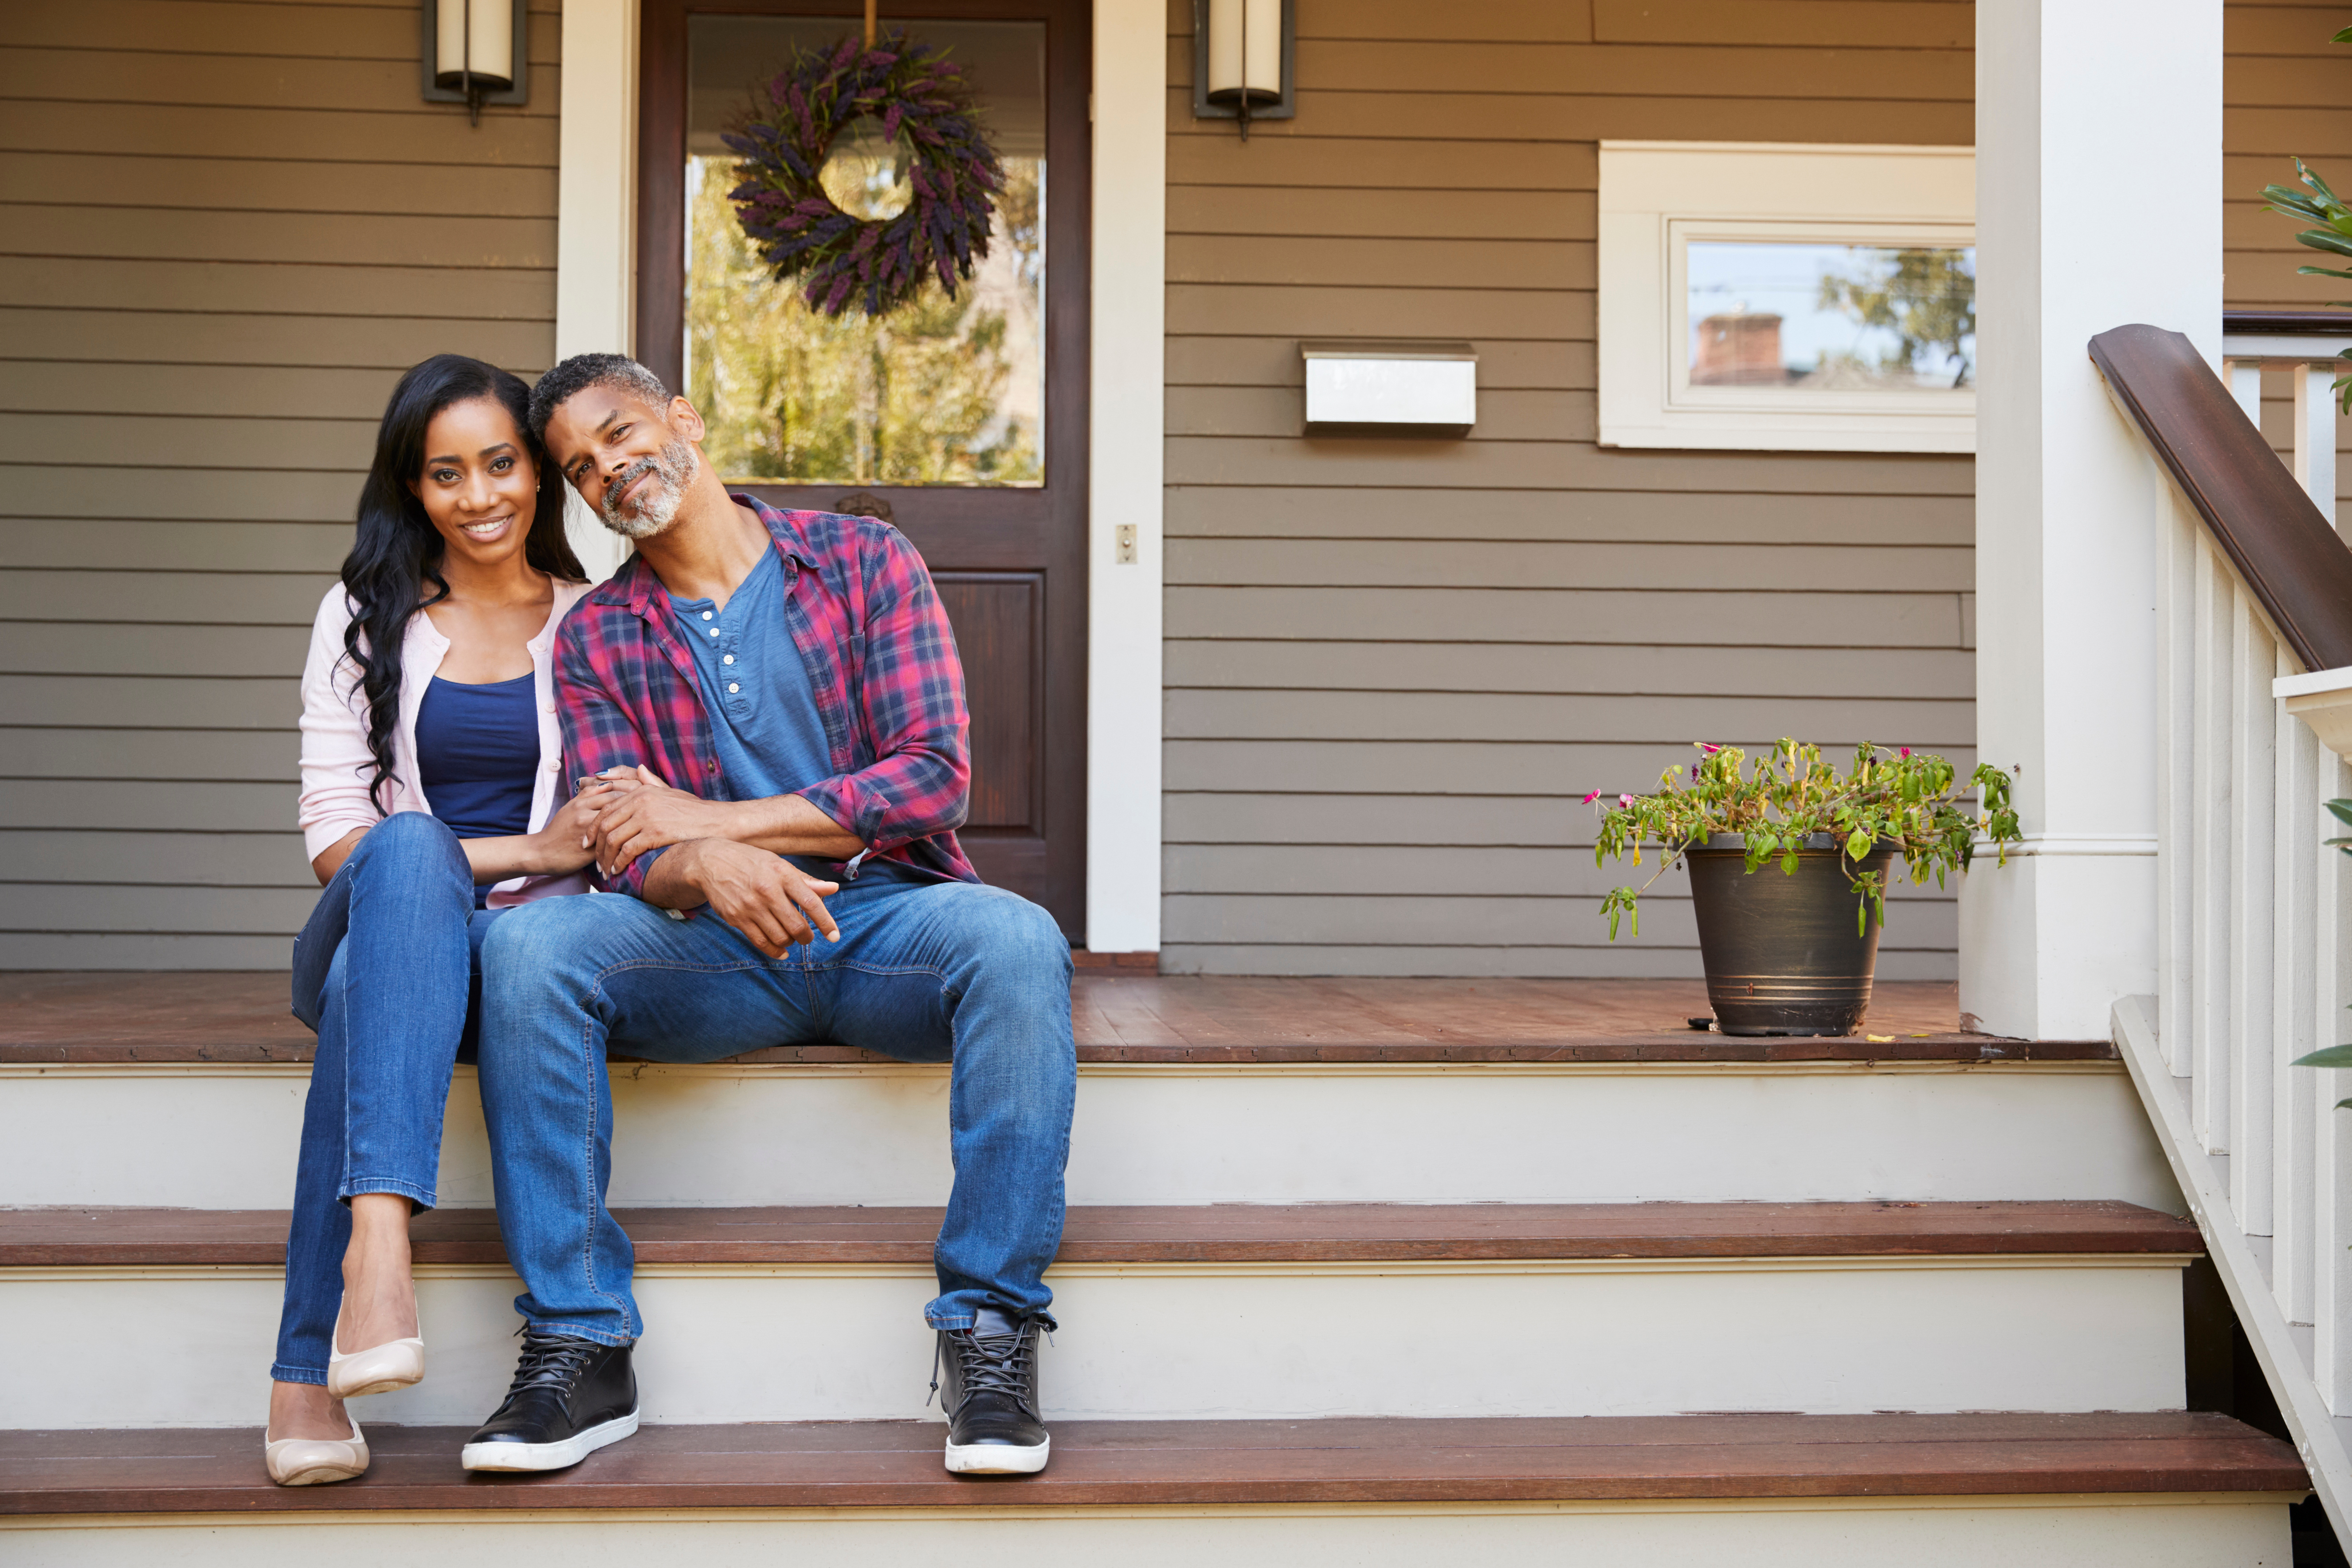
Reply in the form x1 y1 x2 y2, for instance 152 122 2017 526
2093 318 2352 1547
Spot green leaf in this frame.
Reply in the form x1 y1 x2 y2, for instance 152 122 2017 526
2298 227 2352 258
2292 1045 2352 1068
2333 24 2352 41
2265 188 2329 220
1846 828 1871 860
2296 265 2352 279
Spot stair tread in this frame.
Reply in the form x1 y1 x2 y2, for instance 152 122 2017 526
0 1200 2202 1266
0 1413 2302 1514
0 972 2112 1065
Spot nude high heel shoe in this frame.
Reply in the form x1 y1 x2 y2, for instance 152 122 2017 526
265 1415 369 1486
325 1292 425 1399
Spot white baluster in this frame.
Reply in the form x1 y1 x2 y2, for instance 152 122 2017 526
2231 597 2277 1231
2225 357 2263 427
2159 492 2198 1073
2276 642 2317 1321
2192 540 2234 1152
2296 361 2340 525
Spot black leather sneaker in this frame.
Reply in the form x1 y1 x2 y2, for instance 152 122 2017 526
460 1329 639 1473
932 1318 1050 1474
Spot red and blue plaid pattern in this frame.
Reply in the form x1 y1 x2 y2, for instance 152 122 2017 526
553 497 978 898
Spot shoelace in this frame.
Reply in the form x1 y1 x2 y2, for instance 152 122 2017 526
490 1327 602 1415
926 1328 1040 1418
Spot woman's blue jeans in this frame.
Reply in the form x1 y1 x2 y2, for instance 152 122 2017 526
273 812 500 1386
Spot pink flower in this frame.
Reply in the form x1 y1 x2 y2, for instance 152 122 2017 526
1619 793 1636 808
1699 743 1721 754
1900 746 1912 758
1581 790 1601 804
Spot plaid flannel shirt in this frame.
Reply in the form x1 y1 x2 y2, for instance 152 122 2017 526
553 497 978 900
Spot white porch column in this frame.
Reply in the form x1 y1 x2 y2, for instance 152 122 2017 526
1960 0 2222 1038
553 0 639 583
1086 0 1165 953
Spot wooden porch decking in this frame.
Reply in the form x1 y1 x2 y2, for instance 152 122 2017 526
0 972 2107 1065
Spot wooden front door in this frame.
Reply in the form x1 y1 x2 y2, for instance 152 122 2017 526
637 0 1089 935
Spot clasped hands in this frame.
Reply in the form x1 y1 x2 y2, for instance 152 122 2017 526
572 766 842 954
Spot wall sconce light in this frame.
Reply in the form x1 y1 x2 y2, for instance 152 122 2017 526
1193 0 1293 139
421 0 528 125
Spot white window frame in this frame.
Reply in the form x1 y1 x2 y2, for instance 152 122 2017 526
1597 141 1977 453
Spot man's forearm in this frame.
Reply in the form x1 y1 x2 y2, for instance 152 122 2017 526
720 792 866 859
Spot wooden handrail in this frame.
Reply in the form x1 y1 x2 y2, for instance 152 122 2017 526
2088 323 2352 673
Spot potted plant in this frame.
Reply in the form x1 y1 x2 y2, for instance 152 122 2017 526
1587 740 2021 1037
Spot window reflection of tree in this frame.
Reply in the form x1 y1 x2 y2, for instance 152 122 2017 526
1812 248 1975 389
686 155 1045 486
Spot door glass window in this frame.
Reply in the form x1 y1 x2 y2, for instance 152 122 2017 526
684 17 1045 486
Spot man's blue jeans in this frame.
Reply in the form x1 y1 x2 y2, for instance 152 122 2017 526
276 812 501 1385
474 870 1076 1344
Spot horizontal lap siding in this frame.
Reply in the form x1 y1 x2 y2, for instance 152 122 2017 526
2226 5 2352 529
1160 0 1977 978
1161 0 2340 979
0 0 560 969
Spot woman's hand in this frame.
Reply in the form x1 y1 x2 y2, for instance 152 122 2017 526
588 765 745 880
524 789 610 876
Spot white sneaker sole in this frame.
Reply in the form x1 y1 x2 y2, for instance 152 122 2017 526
461 1410 639 1473
945 1434 1050 1474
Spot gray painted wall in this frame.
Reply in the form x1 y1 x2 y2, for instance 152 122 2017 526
0 0 561 967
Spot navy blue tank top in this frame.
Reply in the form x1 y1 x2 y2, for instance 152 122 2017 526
416 673 539 905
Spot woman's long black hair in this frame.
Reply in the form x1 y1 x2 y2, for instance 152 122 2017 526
341 354 586 811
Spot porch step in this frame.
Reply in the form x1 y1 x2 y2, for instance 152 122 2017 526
0 1199 2206 1267
0 1415 2305 1568
0 972 2179 1210
2 1202 2199 1428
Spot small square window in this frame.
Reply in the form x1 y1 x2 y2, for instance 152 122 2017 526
1599 142 1976 452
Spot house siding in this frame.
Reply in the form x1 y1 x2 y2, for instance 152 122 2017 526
0 0 561 968
1156 0 2352 980
1160 0 1979 978
3 1 2349 976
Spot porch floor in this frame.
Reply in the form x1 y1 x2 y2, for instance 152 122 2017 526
0 972 2106 1065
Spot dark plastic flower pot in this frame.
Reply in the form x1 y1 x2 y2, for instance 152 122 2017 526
1684 834 1895 1037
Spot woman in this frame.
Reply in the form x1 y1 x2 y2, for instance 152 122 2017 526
267 355 604 1485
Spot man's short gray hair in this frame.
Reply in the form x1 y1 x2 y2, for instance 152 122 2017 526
527 353 672 444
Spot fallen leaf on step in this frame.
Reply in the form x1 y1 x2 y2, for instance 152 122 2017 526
1866 1034 1896 1043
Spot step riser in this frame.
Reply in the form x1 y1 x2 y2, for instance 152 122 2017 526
3 1260 2187 1428
0 1496 2293 1567
0 1065 2182 1210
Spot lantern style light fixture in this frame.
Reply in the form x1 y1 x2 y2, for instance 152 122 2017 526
1193 0 1293 139
421 0 528 125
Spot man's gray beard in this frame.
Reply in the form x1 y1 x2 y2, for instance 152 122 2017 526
598 437 698 539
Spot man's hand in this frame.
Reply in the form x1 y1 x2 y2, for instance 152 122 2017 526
586 765 744 879
663 838 840 955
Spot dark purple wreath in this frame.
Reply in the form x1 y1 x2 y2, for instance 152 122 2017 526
722 29 1004 318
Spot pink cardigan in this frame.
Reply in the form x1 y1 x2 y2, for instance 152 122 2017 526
297 580 595 908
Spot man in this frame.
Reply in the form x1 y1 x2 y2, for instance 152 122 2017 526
457 353 1074 1477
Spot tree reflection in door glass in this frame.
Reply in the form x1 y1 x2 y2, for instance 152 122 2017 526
683 17 1045 487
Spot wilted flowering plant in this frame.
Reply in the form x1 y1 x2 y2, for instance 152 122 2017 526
1586 740 2022 940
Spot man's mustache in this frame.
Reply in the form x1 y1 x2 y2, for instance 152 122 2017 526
601 455 666 522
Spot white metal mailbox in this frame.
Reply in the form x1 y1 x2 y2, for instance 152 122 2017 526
1300 340 1477 435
